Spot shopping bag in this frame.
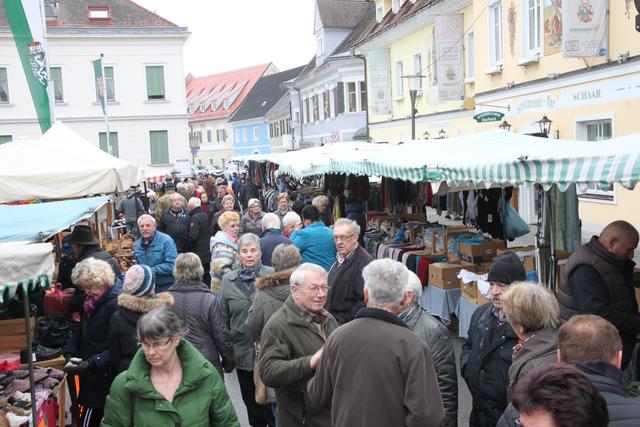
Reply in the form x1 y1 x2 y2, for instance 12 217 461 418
254 344 276 404
44 284 69 317
504 202 530 240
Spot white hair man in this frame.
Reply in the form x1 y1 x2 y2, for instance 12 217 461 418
259 263 338 426
312 195 331 226
326 218 373 324
308 259 445 427
401 272 458 427
259 213 291 267
134 214 178 292
281 211 302 238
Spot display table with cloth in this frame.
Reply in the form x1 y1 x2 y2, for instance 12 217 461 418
420 285 461 325
455 297 481 338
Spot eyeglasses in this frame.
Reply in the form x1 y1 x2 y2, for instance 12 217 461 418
299 285 329 294
333 233 355 242
137 337 173 351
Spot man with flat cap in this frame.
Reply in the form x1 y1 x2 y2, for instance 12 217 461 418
460 252 526 427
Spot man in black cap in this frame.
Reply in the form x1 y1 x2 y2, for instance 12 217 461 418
66 224 121 313
460 252 526 427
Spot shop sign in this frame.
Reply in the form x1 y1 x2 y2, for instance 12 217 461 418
559 74 640 108
512 95 558 116
473 111 505 123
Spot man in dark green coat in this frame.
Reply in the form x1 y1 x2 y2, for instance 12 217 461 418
259 263 338 427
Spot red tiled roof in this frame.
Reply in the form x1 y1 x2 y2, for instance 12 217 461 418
186 63 273 123
0 0 180 28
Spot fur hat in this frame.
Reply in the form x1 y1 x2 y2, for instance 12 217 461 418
123 265 155 297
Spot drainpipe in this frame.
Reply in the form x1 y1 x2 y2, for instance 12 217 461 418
351 47 370 142
294 84 304 146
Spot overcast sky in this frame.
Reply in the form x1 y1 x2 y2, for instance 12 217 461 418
133 0 316 77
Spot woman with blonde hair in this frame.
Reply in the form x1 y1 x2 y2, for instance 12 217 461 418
210 211 241 294
64 258 122 426
501 281 560 389
211 194 238 235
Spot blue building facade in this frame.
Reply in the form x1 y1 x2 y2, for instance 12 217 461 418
231 119 271 156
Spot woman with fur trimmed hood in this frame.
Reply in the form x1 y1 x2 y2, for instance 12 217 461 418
108 264 174 374
247 244 301 341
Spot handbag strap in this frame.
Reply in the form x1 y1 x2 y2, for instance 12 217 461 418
129 392 136 427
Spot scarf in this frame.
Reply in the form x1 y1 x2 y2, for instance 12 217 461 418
237 264 262 297
83 288 108 317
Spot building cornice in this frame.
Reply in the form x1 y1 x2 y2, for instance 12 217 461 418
1 113 189 125
369 107 474 128
356 0 471 52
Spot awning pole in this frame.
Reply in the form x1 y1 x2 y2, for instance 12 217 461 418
22 286 37 426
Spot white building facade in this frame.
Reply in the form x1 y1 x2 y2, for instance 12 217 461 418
0 1 190 170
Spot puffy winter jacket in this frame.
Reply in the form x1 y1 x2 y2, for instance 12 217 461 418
460 303 518 426
290 222 336 271
247 267 294 341
240 211 265 236
133 231 177 292
158 208 191 252
169 281 235 374
108 292 174 374
209 231 239 294
65 278 122 409
101 339 240 427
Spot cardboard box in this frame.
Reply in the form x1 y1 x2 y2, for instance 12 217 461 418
433 227 469 255
497 246 536 272
477 293 490 305
459 239 506 264
429 262 464 289
447 232 479 262
460 279 478 302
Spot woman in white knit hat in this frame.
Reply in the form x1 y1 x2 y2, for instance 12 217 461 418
108 264 173 374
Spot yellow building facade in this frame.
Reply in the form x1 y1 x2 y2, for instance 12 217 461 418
360 0 640 232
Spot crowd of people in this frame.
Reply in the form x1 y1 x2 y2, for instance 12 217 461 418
56 172 640 427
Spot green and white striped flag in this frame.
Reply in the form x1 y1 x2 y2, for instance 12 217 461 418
4 0 51 133
92 57 106 115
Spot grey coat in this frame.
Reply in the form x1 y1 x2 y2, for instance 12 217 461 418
247 267 295 341
508 327 558 390
169 281 234 374
404 304 458 427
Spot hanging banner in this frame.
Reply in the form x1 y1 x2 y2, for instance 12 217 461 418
435 14 464 101
368 48 392 115
562 0 608 57
544 0 563 55
4 0 51 133
92 57 106 115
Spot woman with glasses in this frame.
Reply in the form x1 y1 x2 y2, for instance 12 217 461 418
101 307 240 427
220 233 276 427
210 211 241 294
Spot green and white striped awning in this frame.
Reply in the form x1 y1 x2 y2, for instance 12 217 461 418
233 130 640 191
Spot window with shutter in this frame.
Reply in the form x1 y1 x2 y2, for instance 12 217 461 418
150 130 169 164
336 82 344 115
50 67 64 102
146 66 165 100
0 68 9 103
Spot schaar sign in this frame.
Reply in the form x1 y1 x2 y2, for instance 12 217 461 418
473 111 505 123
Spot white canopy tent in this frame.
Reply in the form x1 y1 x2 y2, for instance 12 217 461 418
0 121 143 203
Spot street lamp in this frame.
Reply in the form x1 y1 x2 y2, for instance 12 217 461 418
536 115 553 136
423 130 430 140
499 120 512 131
438 129 447 139
402 74 423 140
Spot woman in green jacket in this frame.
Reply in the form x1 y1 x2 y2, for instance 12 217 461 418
101 307 239 427
220 233 275 427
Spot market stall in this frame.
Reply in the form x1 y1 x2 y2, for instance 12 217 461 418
0 121 142 203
